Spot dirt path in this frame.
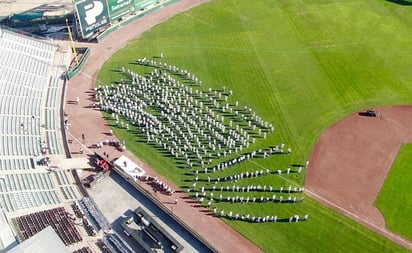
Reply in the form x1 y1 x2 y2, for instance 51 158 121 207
64 1 263 252
306 105 412 251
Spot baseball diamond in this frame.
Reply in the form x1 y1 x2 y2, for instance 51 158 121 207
0 0 412 252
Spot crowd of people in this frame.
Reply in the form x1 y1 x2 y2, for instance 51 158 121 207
192 164 305 185
96 59 274 171
192 183 305 194
140 175 173 195
216 210 309 223
96 58 308 224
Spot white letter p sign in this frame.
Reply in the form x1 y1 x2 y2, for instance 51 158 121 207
84 1 104 25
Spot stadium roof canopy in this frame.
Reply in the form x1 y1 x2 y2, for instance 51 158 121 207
7 226 69 253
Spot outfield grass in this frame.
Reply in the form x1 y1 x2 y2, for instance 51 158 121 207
97 0 412 252
376 144 412 241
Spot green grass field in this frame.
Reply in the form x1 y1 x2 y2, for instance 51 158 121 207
97 0 412 252
376 144 412 242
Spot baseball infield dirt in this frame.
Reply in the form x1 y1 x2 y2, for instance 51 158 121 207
307 105 412 251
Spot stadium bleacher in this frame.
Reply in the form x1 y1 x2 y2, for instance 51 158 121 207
0 28 70 214
76 197 111 232
13 207 82 246
0 158 33 170
102 232 134 253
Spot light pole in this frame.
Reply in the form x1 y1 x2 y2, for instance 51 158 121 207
66 18 79 65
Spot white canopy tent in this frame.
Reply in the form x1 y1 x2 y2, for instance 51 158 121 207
114 155 146 180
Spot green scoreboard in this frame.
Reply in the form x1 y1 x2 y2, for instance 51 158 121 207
75 0 110 39
135 0 156 10
107 0 136 22
74 0 158 39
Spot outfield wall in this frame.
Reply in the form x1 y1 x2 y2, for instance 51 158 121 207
74 0 179 41
67 47 91 80
96 0 179 42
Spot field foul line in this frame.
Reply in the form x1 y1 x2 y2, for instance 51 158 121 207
66 131 93 154
182 13 214 27
243 155 301 187
306 190 412 249
79 71 109 87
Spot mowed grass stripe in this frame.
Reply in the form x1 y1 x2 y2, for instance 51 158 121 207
376 144 412 241
97 0 412 252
